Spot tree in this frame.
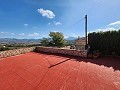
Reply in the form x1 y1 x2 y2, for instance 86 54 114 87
49 32 66 47
40 38 50 46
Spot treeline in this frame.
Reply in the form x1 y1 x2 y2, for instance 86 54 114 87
88 30 120 55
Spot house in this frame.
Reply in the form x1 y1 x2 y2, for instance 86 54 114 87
75 36 86 50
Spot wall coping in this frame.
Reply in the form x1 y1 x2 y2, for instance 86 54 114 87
36 46 87 51
35 46 87 57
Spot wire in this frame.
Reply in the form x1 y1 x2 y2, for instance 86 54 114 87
68 17 85 29
72 17 85 27
87 0 97 15
66 0 97 30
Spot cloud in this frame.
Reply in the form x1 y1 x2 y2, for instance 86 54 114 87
96 28 116 32
11 33 15 35
90 28 118 33
28 33 39 37
108 21 120 26
0 32 8 34
19 33 25 36
0 32 15 36
48 23 51 25
53 31 58 32
54 22 62 25
37 8 55 19
24 24 28 26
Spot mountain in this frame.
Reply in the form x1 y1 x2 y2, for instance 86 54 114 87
0 38 40 44
65 37 77 40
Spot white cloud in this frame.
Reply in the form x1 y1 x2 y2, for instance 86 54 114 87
19 33 25 36
108 21 120 26
54 21 62 25
48 23 51 25
28 33 39 37
53 31 58 32
37 8 55 19
11 33 15 35
97 28 116 32
0 32 15 35
90 28 118 33
24 24 28 26
0 32 7 34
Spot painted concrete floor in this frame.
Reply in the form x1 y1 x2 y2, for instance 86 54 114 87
0 52 120 90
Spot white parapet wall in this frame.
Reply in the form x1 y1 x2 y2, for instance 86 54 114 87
35 46 87 57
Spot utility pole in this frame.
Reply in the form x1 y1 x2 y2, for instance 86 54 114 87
85 15 87 48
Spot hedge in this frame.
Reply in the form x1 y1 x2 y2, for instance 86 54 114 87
88 30 120 55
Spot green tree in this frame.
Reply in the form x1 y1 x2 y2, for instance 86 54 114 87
49 32 66 47
40 38 50 46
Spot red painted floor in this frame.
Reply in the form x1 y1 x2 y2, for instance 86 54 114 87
0 52 120 90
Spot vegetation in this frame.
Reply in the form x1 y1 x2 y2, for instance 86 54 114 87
0 46 10 51
40 38 50 47
49 32 66 47
88 30 120 56
40 32 66 48
0 43 39 51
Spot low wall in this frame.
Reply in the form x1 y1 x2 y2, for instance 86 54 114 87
0 47 35 59
35 47 87 57
0 47 87 59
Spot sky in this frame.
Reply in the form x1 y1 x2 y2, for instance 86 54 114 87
0 0 120 39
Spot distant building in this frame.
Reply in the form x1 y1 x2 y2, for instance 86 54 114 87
75 36 86 50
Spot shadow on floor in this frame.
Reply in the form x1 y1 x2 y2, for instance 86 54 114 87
34 51 120 71
48 58 71 68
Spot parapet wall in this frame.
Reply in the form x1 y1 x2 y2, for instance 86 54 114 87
0 47 35 59
0 47 87 59
35 47 87 57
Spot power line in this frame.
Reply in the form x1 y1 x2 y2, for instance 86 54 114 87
87 0 97 15
68 17 85 29
72 17 85 26
66 0 97 31
68 0 97 29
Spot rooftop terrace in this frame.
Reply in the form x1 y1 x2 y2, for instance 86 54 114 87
0 51 120 90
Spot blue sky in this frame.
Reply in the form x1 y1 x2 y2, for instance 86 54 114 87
0 0 120 39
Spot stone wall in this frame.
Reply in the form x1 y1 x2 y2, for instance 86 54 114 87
0 47 35 59
35 46 87 57
0 47 87 59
